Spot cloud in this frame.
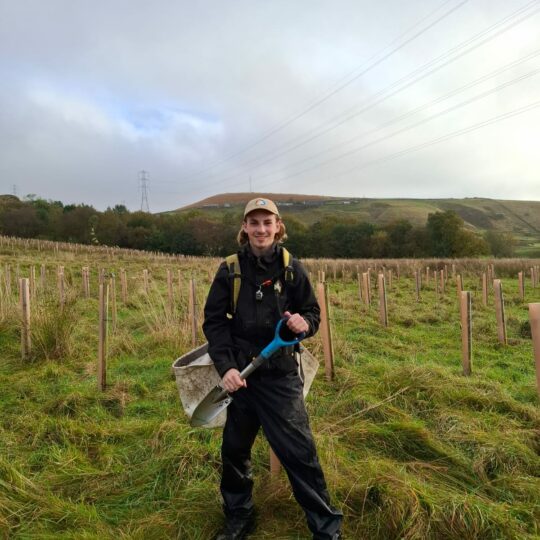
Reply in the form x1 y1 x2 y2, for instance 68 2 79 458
1 0 540 211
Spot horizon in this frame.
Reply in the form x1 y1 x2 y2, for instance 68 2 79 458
3 191 540 213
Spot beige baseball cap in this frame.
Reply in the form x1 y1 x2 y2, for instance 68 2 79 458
243 197 280 218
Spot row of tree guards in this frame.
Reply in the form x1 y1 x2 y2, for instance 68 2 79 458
12 262 540 398
9 260 539 311
13 261 540 478
0 234 190 261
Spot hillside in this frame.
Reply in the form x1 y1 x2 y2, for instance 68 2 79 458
174 194 540 256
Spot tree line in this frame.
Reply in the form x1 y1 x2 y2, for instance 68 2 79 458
0 195 516 258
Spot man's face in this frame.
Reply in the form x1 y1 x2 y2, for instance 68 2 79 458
242 210 280 253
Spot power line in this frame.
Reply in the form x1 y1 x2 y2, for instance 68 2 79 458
205 0 540 188
277 99 540 189
173 0 539 197
154 1 540 200
175 0 468 183
337 99 540 179
187 90 540 196
242 59 540 185
197 68 540 192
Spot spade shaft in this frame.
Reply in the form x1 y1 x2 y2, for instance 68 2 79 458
190 318 305 427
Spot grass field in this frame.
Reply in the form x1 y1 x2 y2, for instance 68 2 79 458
1 238 539 539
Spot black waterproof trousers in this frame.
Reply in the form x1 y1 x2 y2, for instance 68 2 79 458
221 368 343 539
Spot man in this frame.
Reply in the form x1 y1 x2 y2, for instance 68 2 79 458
203 197 343 540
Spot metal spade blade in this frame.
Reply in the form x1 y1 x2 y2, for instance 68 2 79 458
190 385 232 427
189 317 306 428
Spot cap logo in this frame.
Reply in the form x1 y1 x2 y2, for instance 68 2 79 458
256 199 267 206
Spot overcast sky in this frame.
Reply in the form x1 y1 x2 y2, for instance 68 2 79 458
1 0 539 212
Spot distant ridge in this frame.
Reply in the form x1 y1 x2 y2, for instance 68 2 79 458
178 192 343 210
172 193 540 257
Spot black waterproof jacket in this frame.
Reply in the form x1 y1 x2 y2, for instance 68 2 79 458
203 244 320 378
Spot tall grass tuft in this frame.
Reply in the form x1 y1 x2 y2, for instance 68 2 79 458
31 292 77 362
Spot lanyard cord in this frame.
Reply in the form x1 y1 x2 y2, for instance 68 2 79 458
229 267 285 291
229 268 286 317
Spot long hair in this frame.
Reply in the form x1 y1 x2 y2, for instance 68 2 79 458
237 219 288 246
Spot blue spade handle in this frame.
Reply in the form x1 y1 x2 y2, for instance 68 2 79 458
239 317 306 379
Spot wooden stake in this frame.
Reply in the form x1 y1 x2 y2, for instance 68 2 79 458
57 268 65 308
528 303 540 398
5 264 11 296
317 282 334 380
456 274 463 300
482 272 488 307
270 448 281 475
460 291 472 376
82 267 90 298
361 272 371 307
439 270 445 295
177 269 183 302
493 279 507 345
378 273 388 327
518 271 525 301
98 282 108 391
40 264 46 289
19 278 31 360
82 267 87 296
29 266 36 298
109 275 117 329
167 269 174 314
143 269 149 295
415 270 421 302
189 278 197 347
120 268 128 303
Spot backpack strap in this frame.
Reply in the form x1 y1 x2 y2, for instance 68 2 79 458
282 247 294 284
225 253 241 316
225 247 295 316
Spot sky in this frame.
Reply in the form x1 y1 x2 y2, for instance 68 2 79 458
1 0 539 212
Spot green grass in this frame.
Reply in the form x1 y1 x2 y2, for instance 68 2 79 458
0 241 539 539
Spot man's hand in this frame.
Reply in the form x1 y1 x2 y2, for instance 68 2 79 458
222 368 247 393
283 311 309 334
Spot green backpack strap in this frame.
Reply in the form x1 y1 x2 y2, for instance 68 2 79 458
282 247 294 284
225 254 241 316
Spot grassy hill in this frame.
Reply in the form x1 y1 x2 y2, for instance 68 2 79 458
1 238 539 538
174 194 540 256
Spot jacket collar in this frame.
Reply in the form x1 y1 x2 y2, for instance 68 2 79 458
243 243 279 268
